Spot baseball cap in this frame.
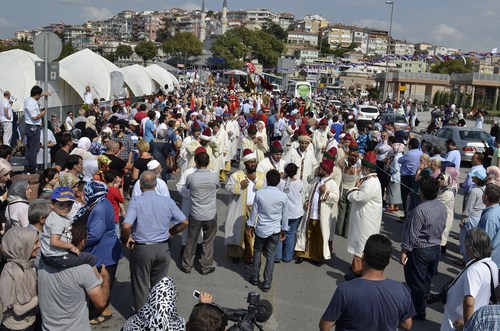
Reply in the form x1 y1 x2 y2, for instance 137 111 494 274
51 187 76 202
470 167 487 180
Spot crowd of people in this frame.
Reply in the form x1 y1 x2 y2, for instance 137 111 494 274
0 82 500 330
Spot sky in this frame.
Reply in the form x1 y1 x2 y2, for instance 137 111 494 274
0 0 498 52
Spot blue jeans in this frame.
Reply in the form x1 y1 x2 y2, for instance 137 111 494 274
251 233 280 287
403 245 441 318
275 217 302 262
25 124 41 171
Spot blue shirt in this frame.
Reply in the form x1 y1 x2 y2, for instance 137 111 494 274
478 204 500 267
446 149 461 170
144 120 155 142
398 148 423 176
124 190 186 243
247 186 288 238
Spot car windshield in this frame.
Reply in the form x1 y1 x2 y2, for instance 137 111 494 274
458 130 489 141
360 107 378 113
382 115 406 123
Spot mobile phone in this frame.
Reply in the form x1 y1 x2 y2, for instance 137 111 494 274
193 290 200 299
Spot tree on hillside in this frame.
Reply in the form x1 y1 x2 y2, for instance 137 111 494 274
135 40 158 66
211 27 284 69
430 58 473 74
162 32 202 62
115 44 133 59
261 19 287 41
56 42 75 61
156 17 174 43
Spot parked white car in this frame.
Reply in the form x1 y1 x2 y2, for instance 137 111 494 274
356 105 380 123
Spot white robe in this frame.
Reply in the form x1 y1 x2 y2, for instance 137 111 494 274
437 188 455 246
224 170 266 246
256 156 286 175
346 175 383 257
223 120 239 161
179 135 200 173
312 128 329 162
295 176 340 260
240 136 268 169
213 128 229 172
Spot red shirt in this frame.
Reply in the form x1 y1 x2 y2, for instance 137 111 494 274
106 186 124 222
134 111 147 124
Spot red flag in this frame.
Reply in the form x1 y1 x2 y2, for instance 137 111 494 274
245 62 256 73
259 75 274 92
190 94 195 110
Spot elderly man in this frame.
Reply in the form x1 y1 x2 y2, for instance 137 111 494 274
284 134 318 195
257 140 286 175
225 149 266 264
122 171 188 310
346 151 383 280
296 158 340 264
131 160 170 198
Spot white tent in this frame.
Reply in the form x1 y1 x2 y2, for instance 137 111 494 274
0 49 42 110
122 64 154 97
145 64 174 93
59 49 122 103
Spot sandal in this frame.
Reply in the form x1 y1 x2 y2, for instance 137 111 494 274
385 207 396 212
89 316 106 325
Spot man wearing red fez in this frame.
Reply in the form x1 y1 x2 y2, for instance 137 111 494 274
296 158 340 264
257 140 286 175
179 120 202 173
240 123 268 168
312 117 330 163
345 151 382 280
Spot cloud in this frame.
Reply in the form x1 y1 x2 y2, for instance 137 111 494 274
56 0 83 4
178 2 201 11
81 6 113 21
431 23 465 44
478 10 498 19
353 19 387 30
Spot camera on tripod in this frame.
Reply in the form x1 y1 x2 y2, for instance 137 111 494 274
221 292 273 331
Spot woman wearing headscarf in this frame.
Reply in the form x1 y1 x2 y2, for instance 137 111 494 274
0 227 40 330
122 277 186 331
70 137 95 161
438 171 458 254
83 116 98 141
486 166 500 186
75 180 122 325
93 155 111 182
5 180 32 229
82 159 98 183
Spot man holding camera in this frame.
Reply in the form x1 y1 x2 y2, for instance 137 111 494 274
400 177 446 321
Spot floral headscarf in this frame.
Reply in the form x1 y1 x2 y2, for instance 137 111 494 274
122 277 185 331
74 180 108 222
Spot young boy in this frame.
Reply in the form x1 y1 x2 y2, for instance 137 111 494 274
40 186 96 268
104 170 125 238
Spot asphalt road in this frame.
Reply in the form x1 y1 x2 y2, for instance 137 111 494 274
93 111 493 330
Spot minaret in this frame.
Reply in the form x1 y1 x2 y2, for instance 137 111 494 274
200 0 206 42
221 0 228 34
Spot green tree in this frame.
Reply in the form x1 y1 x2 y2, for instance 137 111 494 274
156 17 174 43
162 32 202 62
56 42 75 61
103 52 117 63
135 40 158 66
211 27 284 69
115 44 133 59
261 19 287 41
430 58 473 74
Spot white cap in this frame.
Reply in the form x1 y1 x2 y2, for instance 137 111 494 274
147 160 161 170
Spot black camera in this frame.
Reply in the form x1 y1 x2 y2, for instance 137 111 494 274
222 292 273 331
426 288 448 305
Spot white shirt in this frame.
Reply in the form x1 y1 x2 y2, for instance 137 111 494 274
246 179 256 206
83 91 93 105
1 98 13 122
36 129 56 165
23 96 42 125
309 178 326 220
132 177 170 198
278 178 304 219
441 258 498 331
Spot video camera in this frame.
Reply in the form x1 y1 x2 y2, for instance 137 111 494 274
221 292 273 331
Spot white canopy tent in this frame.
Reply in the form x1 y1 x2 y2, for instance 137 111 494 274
121 64 155 97
146 64 174 93
0 49 42 110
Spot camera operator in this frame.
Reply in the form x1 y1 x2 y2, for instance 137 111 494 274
441 228 498 331
188 301 226 331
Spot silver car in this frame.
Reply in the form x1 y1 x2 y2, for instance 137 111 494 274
375 114 410 136
422 126 490 162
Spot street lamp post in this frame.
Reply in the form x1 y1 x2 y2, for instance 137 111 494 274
384 0 394 101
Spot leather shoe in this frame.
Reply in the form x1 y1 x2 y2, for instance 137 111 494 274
180 266 191 274
249 278 258 286
262 285 271 292
201 267 215 276
295 257 304 264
